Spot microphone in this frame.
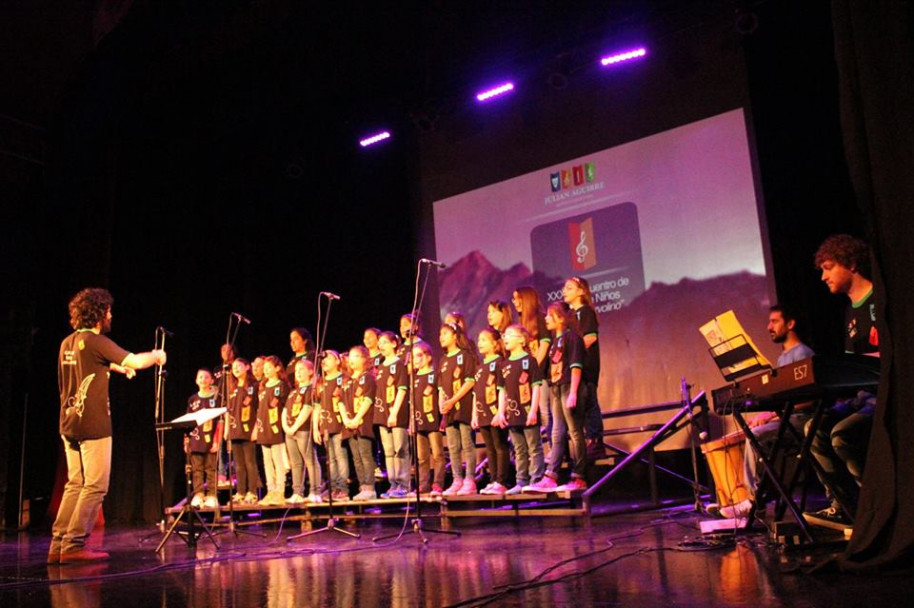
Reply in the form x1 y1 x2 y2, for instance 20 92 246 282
232 312 252 325
419 258 447 268
157 326 175 336
320 292 341 301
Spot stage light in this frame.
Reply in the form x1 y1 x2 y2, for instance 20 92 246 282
475 82 515 103
599 47 647 67
359 131 391 147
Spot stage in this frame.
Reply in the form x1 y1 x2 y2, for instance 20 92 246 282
2 500 909 608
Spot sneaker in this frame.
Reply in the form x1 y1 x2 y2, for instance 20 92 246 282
457 479 477 496
442 480 463 496
804 505 852 530
286 493 306 505
190 493 204 509
231 492 245 503
331 490 350 502
60 548 110 564
429 484 444 497
491 482 508 495
243 492 258 505
555 478 588 492
387 488 409 499
523 477 558 493
259 490 282 506
505 484 524 495
307 493 323 504
478 482 494 495
719 499 753 519
353 489 377 501
203 495 219 509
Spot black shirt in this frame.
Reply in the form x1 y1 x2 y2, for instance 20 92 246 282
186 392 222 453
318 373 346 436
472 355 502 428
344 372 376 438
412 369 441 433
438 349 477 426
227 382 258 441
375 357 409 428
845 289 879 355
256 381 288 445
498 353 542 428
548 329 585 386
58 330 130 441
573 304 600 383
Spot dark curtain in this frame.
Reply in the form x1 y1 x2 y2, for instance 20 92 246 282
831 0 914 570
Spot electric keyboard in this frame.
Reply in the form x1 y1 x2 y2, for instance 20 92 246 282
712 354 880 414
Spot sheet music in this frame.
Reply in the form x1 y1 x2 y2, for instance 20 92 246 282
699 310 771 377
170 407 227 427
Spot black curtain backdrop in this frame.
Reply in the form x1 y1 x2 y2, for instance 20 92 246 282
832 0 914 570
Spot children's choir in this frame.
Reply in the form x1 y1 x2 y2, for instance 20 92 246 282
183 276 603 506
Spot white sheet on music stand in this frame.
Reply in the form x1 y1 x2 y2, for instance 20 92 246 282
171 407 226 427
699 310 771 376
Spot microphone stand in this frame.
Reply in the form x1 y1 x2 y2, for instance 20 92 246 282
682 377 706 512
139 327 170 543
289 292 360 542
212 313 265 539
374 259 460 544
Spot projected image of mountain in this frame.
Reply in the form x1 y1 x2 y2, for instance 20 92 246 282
436 250 560 333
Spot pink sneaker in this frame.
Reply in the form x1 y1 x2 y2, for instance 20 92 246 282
555 478 587 492
442 480 463 496
456 478 477 495
522 477 558 493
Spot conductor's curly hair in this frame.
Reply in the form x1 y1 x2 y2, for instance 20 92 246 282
68 288 113 330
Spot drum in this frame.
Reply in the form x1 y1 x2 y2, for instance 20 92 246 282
701 430 750 507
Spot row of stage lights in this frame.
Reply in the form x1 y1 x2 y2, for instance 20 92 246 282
358 46 648 148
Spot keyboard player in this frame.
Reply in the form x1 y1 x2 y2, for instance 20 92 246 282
718 305 815 518
804 234 880 529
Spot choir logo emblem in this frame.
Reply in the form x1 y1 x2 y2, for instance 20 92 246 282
548 162 596 192
568 217 597 271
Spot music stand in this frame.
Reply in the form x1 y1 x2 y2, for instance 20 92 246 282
155 408 225 553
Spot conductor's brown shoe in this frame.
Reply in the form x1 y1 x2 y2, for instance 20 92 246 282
60 548 110 564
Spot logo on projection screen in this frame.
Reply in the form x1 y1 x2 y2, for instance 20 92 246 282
550 162 595 192
531 202 645 313
569 218 597 271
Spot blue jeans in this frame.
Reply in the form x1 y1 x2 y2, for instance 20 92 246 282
326 433 350 493
548 383 587 479
379 426 411 491
445 422 476 483
286 430 320 495
582 380 603 441
509 426 544 486
808 392 876 513
349 436 376 491
744 413 810 497
260 443 286 494
52 436 112 553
